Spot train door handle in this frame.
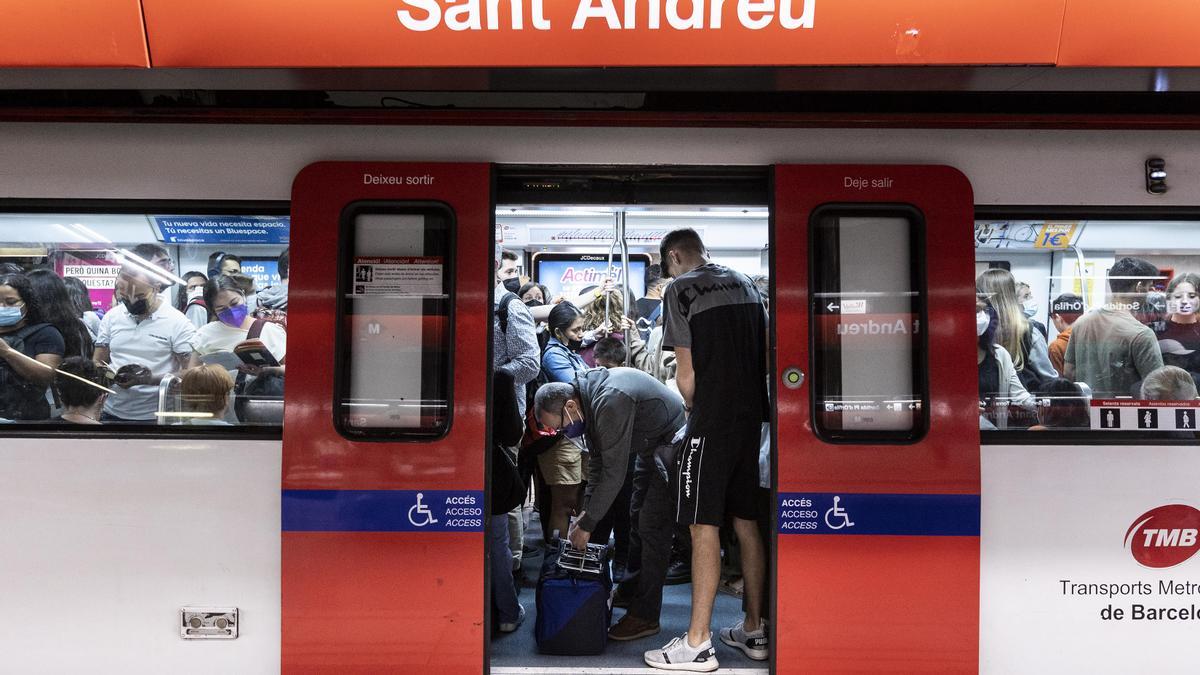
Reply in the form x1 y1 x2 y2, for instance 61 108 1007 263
782 367 805 389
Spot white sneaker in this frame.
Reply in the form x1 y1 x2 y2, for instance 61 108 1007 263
498 605 525 633
644 633 719 672
719 619 768 660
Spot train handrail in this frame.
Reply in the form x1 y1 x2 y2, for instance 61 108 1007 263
157 373 182 426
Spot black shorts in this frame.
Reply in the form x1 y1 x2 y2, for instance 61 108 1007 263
672 420 764 527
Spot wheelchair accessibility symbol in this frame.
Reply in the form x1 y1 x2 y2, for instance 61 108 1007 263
824 495 855 530
408 492 439 528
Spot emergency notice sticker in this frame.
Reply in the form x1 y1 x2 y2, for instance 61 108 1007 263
351 256 443 296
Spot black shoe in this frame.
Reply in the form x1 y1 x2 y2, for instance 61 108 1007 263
665 559 691 585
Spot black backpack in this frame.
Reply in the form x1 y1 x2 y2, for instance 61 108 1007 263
495 291 519 335
0 323 53 420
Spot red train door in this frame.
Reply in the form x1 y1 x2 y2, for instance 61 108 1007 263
284 162 491 673
773 165 981 672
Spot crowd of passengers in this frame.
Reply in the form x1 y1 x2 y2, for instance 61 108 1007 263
0 246 288 425
489 232 774 671
977 258 1200 430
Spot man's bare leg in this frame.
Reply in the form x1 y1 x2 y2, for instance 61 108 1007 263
733 516 765 631
686 523 721 647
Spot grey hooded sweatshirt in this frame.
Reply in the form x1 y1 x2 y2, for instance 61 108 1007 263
575 367 686 532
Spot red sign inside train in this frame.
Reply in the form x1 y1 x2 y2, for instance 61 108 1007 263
142 0 1065 67
1125 505 1200 569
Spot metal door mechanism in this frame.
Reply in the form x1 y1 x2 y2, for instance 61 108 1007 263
180 607 238 639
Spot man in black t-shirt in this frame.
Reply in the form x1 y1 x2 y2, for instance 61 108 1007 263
644 228 770 672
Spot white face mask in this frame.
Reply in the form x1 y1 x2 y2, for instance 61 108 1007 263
1021 301 1038 318
187 288 204 300
976 311 990 337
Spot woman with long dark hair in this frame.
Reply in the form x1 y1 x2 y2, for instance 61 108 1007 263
538 301 589 540
27 269 93 360
62 276 101 340
0 272 66 420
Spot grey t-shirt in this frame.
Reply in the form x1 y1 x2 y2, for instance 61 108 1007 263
1064 307 1164 398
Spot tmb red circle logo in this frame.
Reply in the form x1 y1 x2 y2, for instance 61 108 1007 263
1125 504 1200 569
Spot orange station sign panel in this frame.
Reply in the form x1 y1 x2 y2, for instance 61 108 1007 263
1059 0 1200 67
142 0 1066 68
0 0 149 67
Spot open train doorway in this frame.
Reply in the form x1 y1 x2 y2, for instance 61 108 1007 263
487 166 773 674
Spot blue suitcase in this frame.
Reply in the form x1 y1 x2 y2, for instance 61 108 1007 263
535 541 612 655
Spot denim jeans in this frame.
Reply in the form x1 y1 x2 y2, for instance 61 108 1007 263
490 513 521 624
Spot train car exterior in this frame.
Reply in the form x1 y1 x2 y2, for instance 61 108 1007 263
0 120 1197 675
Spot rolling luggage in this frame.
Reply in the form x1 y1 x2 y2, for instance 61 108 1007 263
534 541 612 655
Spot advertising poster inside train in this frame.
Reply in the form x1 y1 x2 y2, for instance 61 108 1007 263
534 254 648 299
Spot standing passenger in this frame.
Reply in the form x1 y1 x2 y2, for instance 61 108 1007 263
1158 273 1200 356
0 273 65 421
977 269 1057 391
52 356 108 424
93 262 199 422
27 269 93 360
178 271 210 329
63 276 101 341
538 302 589 540
1064 257 1164 398
540 366 685 643
1047 293 1084 376
646 228 770 671
493 247 540 575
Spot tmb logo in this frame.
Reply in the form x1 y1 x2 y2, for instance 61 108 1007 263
1125 504 1200 568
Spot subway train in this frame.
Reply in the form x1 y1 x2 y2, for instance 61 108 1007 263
1 120 1197 675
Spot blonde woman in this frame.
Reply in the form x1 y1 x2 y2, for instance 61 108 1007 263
579 289 631 367
976 269 1058 390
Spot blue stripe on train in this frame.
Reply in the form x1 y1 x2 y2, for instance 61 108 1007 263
778 492 980 536
282 489 485 532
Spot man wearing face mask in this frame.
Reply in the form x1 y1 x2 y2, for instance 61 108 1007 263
535 367 686 643
93 261 200 422
1065 257 1164 398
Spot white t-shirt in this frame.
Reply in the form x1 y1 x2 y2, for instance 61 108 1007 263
96 302 198 420
195 319 287 363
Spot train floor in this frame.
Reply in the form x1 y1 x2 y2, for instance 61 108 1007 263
490 505 769 675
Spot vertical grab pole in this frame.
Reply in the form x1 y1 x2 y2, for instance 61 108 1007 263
619 210 632 366
605 213 619 329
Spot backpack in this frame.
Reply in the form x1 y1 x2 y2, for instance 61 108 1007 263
0 323 53 420
495 291 519 335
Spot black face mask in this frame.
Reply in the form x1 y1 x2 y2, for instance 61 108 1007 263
502 278 521 294
567 338 583 350
122 296 149 316
524 299 544 307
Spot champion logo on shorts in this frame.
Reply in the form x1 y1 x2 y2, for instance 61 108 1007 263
681 437 702 499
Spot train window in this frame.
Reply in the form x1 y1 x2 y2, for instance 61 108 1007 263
336 203 454 439
974 218 1200 435
0 212 289 430
810 206 928 442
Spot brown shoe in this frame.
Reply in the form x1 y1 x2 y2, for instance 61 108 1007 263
608 613 660 641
